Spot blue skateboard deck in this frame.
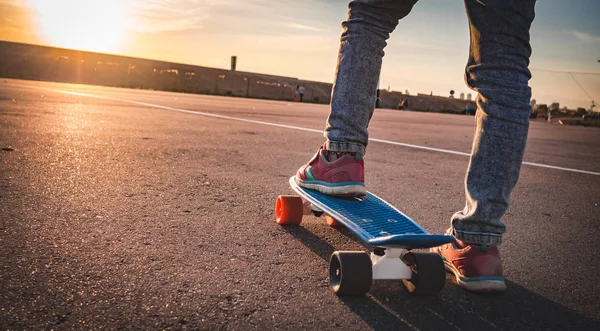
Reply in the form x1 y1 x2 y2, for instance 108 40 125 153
289 177 453 249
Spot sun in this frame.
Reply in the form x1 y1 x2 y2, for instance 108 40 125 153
26 0 132 54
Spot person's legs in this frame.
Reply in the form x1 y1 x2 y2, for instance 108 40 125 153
454 0 536 245
325 0 418 156
435 0 536 292
296 0 418 196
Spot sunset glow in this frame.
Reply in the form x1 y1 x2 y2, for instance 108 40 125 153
0 0 597 108
26 0 131 53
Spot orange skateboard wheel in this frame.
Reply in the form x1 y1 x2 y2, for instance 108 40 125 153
325 215 342 227
275 195 303 225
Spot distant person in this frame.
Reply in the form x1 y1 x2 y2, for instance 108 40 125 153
294 0 537 292
465 103 471 115
398 98 409 110
294 85 300 102
298 85 306 102
530 108 538 119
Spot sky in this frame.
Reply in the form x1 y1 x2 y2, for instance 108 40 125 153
0 0 599 109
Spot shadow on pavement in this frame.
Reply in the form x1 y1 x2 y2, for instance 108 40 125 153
283 225 600 331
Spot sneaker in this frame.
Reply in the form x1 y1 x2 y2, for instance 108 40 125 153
431 229 506 292
295 145 366 197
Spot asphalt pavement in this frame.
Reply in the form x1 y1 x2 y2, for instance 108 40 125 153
1 79 599 330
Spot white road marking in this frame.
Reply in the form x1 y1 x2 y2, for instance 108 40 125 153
13 83 600 176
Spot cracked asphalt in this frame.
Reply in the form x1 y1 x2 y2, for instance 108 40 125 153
1 79 599 330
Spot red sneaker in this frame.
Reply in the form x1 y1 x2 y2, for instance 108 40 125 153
431 229 506 292
295 146 366 197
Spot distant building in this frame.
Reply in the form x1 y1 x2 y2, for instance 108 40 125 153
467 93 472 101
0 40 334 104
550 102 560 112
459 92 464 100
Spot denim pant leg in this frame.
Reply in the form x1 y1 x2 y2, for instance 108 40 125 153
325 0 418 155
451 0 537 246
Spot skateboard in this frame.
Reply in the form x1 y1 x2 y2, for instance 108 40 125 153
275 176 454 296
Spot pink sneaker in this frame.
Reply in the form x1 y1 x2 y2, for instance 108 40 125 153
295 146 366 197
431 229 506 292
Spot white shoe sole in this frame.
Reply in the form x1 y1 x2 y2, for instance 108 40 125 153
296 179 366 197
444 260 507 292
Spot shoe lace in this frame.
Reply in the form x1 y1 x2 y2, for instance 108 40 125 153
479 243 488 252
355 150 362 161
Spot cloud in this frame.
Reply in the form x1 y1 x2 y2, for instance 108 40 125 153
130 0 211 33
0 0 38 41
287 23 324 32
129 0 270 33
570 30 600 44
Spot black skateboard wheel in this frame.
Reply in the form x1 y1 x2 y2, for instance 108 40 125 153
401 252 446 295
329 251 372 295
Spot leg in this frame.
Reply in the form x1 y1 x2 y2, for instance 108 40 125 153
452 0 537 245
296 0 417 197
325 0 418 156
433 0 536 293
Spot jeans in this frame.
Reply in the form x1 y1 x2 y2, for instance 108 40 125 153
324 0 536 245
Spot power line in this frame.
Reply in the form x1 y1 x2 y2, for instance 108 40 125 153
568 72 595 102
530 67 598 104
530 68 600 75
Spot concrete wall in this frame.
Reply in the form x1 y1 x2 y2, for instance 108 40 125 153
378 90 473 113
0 41 472 113
0 41 332 104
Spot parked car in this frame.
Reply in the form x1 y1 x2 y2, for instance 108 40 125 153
582 113 600 120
